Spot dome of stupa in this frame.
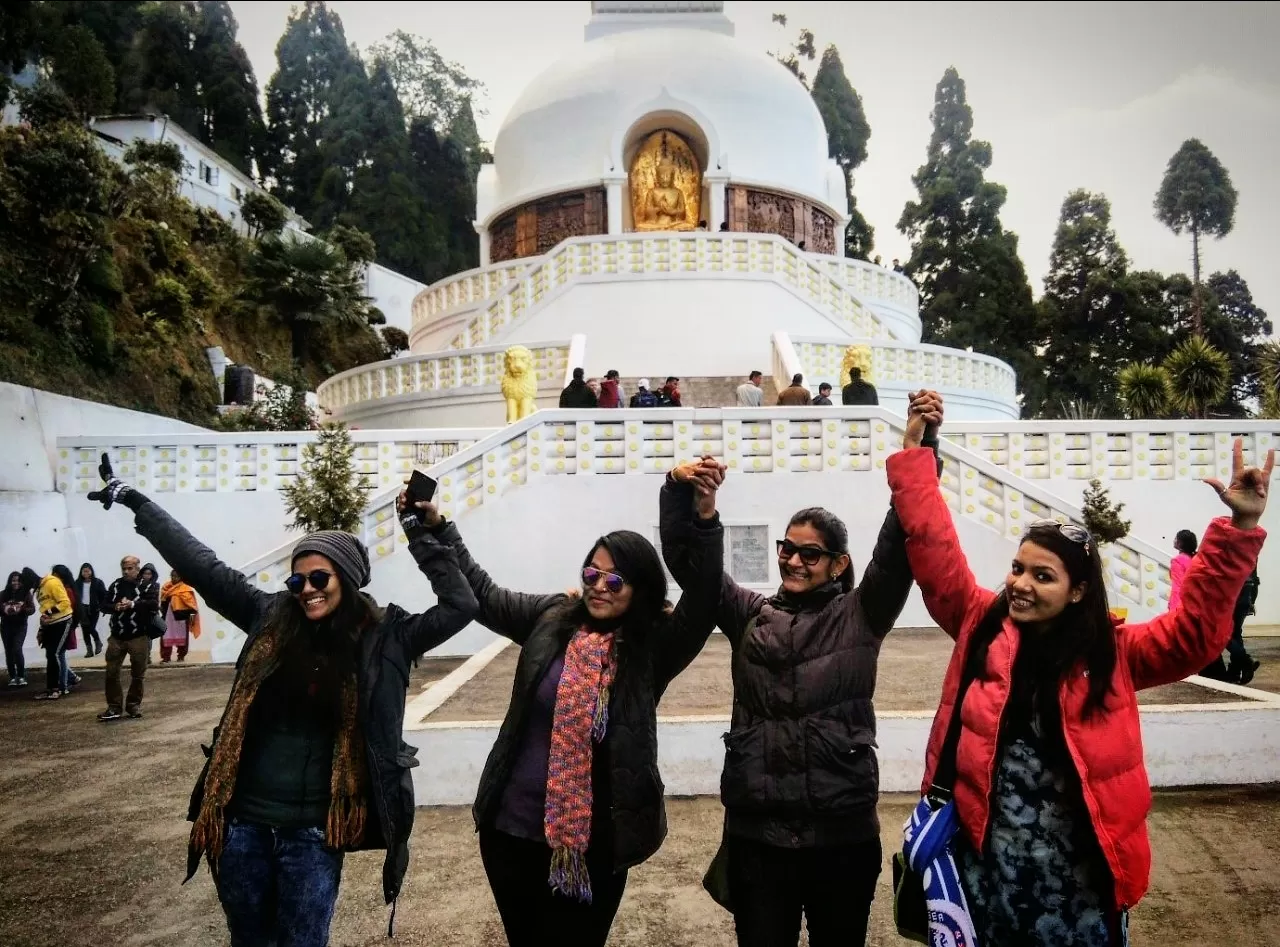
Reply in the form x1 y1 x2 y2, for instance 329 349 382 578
479 2 844 226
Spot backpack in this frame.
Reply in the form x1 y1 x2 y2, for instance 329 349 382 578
632 389 659 408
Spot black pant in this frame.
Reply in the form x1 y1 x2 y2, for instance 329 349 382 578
727 834 882 947
478 828 628 947
78 609 102 653
42 619 72 694
1 625 25 679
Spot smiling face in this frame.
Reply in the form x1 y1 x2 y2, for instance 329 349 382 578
582 545 633 622
80 565 93 581
7 574 20 591
292 553 343 621
778 522 849 595
121 558 139 581
1006 540 1085 626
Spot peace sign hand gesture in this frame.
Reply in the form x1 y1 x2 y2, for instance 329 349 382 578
1204 437 1274 530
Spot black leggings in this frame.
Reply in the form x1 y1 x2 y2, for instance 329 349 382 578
1 625 25 679
727 834 882 947
478 827 627 947
42 619 72 693
78 610 102 653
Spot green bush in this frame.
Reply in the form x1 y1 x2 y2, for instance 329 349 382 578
146 276 192 325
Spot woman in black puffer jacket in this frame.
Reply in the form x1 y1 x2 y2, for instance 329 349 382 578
663 396 943 947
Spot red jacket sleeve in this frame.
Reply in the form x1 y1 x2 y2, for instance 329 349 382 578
886 448 997 641
1124 517 1265 690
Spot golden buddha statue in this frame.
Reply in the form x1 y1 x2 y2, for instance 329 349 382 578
630 130 700 231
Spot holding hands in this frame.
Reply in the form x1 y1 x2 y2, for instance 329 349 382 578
1205 438 1274 531
904 390 944 449
673 455 727 520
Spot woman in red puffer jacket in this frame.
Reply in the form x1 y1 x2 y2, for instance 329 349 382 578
886 391 1270 946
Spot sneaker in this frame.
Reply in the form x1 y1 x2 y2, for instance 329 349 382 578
126 708 143 719
16 678 27 687
5 679 16 688
60 689 72 697
1240 659 1262 687
35 691 60 701
98 709 122 721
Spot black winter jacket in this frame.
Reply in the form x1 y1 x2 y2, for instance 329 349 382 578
125 499 478 905
106 575 159 640
443 478 724 873
664 504 914 849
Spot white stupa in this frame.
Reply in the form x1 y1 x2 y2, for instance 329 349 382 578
317 1 1018 427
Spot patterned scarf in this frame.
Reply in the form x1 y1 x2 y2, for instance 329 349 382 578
189 609 369 868
544 626 617 903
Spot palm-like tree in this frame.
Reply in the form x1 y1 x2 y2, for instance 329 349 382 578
1116 363 1169 419
243 235 370 363
1258 341 1280 419
1162 336 1230 418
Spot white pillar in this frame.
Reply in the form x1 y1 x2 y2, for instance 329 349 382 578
604 174 626 234
705 172 729 231
834 214 849 257
476 223 490 266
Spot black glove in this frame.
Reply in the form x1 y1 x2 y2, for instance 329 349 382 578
86 452 148 512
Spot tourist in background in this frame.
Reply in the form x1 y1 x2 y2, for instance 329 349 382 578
75 562 107 658
660 376 682 407
892 258 903 273
98 554 158 721
887 390 1269 945
159 568 200 662
1228 570 1262 684
776 373 810 406
841 367 878 406
86 452 477 944
559 367 598 409
586 377 601 401
1 570 34 687
598 369 624 408
33 564 76 701
812 382 834 406
629 378 660 407
735 371 764 407
398 470 724 947
1168 528 1197 612
661 399 939 947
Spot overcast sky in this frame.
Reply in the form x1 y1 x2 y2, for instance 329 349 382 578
227 1 1279 323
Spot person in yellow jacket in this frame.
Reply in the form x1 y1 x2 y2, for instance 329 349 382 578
30 565 76 700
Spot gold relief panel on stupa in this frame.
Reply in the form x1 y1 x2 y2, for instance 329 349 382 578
629 130 701 231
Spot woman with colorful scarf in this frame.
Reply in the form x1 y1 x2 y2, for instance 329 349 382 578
398 470 724 946
85 453 477 945
160 569 201 662
887 392 1269 945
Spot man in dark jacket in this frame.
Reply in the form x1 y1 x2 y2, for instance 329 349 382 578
812 383 834 406
99 554 159 720
841 367 879 406
559 367 598 408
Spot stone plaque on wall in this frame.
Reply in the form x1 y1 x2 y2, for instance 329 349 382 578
729 525 771 584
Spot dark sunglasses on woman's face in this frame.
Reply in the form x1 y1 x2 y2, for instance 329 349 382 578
581 567 626 594
285 569 334 595
776 539 838 566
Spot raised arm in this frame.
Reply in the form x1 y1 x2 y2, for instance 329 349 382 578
87 454 270 632
851 506 914 638
1127 440 1270 688
394 520 479 659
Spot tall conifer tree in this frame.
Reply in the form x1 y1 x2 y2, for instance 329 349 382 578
809 45 873 259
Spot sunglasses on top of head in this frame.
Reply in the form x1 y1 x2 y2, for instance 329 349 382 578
581 567 626 594
1027 519 1093 552
776 539 839 566
285 569 334 595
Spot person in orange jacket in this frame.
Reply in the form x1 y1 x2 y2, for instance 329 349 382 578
887 390 1269 945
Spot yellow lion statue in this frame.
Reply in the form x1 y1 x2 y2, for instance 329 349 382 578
841 344 875 386
500 345 538 424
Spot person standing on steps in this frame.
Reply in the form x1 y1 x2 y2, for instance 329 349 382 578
34 564 76 701
1 571 34 687
598 370 624 409
812 382 834 406
888 390 1270 946
841 367 879 406
85 451 478 944
736 371 765 407
160 569 201 663
75 562 107 658
776 373 810 406
559 368 598 409
98 554 159 721
396 468 725 947
1168 529 1196 612
659 396 941 947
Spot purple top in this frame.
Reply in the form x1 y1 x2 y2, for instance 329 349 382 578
494 654 565 840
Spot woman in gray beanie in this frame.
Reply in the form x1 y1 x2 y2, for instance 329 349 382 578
86 453 477 945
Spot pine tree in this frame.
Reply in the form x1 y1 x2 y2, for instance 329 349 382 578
192 0 264 175
120 1 203 132
367 29 483 130
1081 479 1130 545
409 117 477 281
447 95 485 182
1202 270 1271 412
809 45 873 259
282 423 371 534
897 67 1041 412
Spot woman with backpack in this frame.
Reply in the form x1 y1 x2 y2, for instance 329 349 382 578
397 470 724 947
887 390 1269 945
84 453 477 945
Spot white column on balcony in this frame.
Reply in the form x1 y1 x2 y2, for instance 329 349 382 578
704 170 729 231
476 222 491 266
604 172 626 234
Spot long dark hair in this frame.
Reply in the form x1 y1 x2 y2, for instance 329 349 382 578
1 571 25 604
1174 529 1198 556
787 507 854 592
575 530 668 637
964 524 1117 721
79 562 96 581
51 564 77 610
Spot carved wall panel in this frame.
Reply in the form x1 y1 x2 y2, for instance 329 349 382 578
488 188 608 263
726 186 837 254
809 208 835 255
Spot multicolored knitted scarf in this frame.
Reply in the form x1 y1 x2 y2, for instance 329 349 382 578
189 609 369 868
544 626 617 903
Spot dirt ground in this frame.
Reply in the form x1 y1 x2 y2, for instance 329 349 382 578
2 663 1279 947
430 628 1250 722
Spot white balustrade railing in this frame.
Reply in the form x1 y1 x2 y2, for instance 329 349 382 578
417 233 894 352
54 429 494 496
315 341 571 415
225 408 1173 623
792 336 1018 402
941 422 1280 484
820 258 919 315
413 261 531 323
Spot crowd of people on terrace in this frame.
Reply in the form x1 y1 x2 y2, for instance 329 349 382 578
8 387 1271 947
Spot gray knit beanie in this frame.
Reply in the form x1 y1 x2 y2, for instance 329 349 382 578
292 531 372 589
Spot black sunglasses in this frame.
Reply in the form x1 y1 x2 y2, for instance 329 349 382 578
776 539 840 566
285 569 334 595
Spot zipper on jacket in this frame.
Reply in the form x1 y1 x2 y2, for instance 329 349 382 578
979 624 1018 852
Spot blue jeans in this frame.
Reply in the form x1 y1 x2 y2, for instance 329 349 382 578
215 820 344 947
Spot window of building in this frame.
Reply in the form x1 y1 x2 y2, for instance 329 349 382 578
231 184 243 202
199 160 218 186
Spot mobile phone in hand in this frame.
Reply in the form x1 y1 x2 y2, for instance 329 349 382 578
405 470 438 507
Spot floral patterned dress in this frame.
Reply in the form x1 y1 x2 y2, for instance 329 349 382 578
957 714 1121 946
